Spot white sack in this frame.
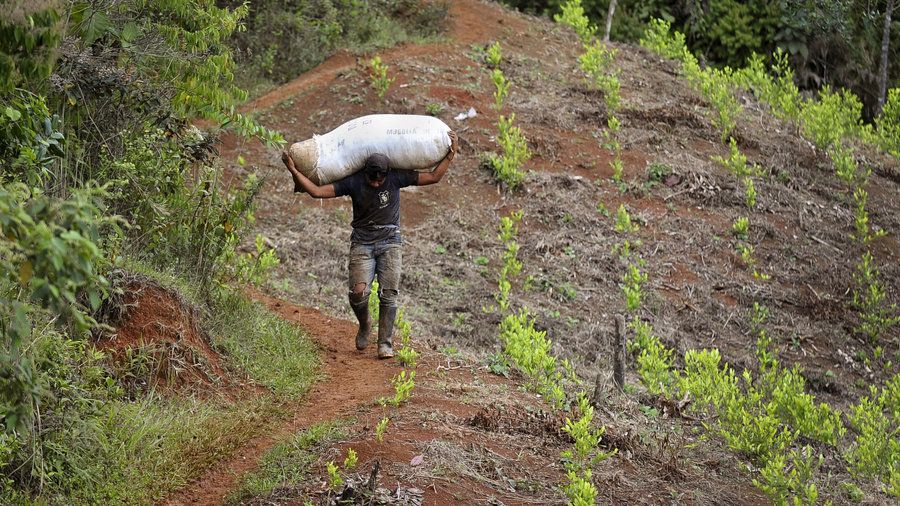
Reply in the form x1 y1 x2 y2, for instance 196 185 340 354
288 114 451 185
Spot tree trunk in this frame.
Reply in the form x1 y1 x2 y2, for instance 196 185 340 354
877 0 894 115
604 0 618 42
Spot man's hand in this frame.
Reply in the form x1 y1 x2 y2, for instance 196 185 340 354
447 131 459 161
282 151 304 193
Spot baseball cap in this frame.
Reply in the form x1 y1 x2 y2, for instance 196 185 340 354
365 153 390 178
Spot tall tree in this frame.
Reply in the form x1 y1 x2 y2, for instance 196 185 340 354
877 0 897 114
604 0 617 41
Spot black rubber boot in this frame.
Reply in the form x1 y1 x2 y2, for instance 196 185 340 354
349 296 370 351
377 304 398 359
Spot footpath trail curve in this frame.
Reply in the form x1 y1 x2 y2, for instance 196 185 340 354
161 291 396 506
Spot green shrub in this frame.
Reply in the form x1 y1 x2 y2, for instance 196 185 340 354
554 0 596 44
614 204 639 233
629 318 673 395
800 86 866 151
579 40 621 112
754 446 822 506
714 137 759 177
491 68 510 111
369 55 394 101
500 308 564 408
698 66 741 142
876 88 900 158
621 262 648 312
489 114 531 189
0 182 119 432
640 19 691 62
485 41 502 68
852 251 900 343
732 216 749 240
845 375 900 492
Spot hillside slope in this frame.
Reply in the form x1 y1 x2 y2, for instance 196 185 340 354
212 0 900 503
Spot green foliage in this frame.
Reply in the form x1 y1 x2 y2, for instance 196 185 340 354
231 0 448 93
375 416 389 442
640 19 691 62
499 309 565 408
563 468 597 506
206 289 320 399
560 392 613 505
554 0 597 44
0 91 63 185
628 317 673 395
221 234 280 288
621 262 647 312
384 370 415 407
852 252 900 344
744 177 757 209
491 68 510 111
845 375 900 494
489 114 531 189
579 40 621 111
614 204 638 233
876 88 900 158
734 49 801 121
326 461 343 490
698 67 741 142
395 310 418 368
0 183 120 432
343 448 358 469
496 211 523 312
230 420 349 503
714 137 759 177
0 6 61 92
425 102 445 116
800 86 866 151
732 216 749 240
486 41 502 68
368 279 381 323
369 55 394 101
754 446 822 506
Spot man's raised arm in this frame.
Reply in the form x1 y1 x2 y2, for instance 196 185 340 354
417 131 458 186
282 151 336 198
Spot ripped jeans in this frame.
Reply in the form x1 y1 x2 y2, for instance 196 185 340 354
347 240 402 309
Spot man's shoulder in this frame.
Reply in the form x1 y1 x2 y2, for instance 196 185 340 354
392 169 418 187
334 171 364 194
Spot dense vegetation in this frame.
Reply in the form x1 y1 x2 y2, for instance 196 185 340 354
503 0 900 118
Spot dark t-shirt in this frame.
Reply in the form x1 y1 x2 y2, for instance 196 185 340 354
333 169 418 244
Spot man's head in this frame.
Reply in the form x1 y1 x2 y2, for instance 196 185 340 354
364 153 390 187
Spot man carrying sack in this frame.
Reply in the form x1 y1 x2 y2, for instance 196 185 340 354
281 130 458 358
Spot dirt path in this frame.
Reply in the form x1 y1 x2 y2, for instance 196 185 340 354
161 290 396 505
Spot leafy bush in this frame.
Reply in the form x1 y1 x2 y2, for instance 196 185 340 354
554 0 597 44
621 262 647 312
852 252 900 344
629 317 673 395
732 216 749 240
491 68 510 111
799 86 866 151
875 88 900 158
485 41 502 68
489 114 531 189
500 309 565 408
845 375 899 495
579 39 620 111
369 55 394 101
754 446 822 506
0 183 120 431
613 204 639 233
